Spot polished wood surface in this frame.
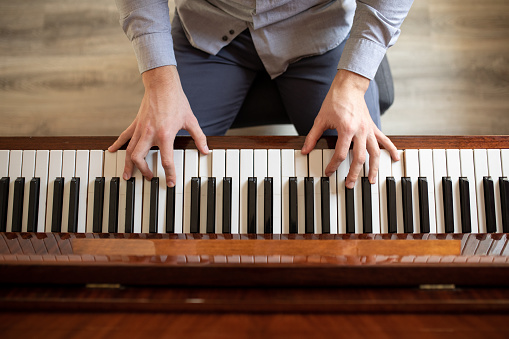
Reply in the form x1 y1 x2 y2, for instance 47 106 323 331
0 135 509 150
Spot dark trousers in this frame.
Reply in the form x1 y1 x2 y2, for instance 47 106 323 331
172 14 381 136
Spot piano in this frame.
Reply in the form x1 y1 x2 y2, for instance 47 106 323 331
1 136 509 338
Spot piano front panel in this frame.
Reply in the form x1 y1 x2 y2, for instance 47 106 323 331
0 136 508 235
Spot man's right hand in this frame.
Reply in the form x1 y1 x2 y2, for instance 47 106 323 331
108 65 209 187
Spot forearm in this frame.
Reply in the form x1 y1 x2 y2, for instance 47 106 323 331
115 0 175 73
338 0 414 80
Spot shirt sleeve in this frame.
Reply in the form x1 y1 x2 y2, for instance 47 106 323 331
115 0 175 73
337 0 414 80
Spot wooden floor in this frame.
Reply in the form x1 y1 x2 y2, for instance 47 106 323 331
0 0 508 137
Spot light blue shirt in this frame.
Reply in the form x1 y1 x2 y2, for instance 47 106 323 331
115 0 413 79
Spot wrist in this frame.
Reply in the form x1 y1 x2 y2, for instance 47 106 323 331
142 65 180 91
333 69 370 93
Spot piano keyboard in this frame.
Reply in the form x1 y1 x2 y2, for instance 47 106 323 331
0 137 508 235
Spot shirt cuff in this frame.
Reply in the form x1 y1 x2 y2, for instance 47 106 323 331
337 37 387 80
132 32 176 74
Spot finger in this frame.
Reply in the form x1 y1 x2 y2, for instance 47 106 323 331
123 133 140 180
158 135 176 187
375 128 399 161
185 115 209 155
302 120 325 155
325 131 352 177
366 133 380 184
346 135 366 189
109 120 136 153
130 135 154 180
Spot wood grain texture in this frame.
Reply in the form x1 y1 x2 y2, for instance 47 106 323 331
0 0 508 137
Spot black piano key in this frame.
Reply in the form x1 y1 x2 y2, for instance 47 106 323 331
320 177 330 234
0 177 9 232
125 177 135 234
386 177 397 233
418 177 430 233
459 177 471 233
11 177 25 232
166 186 175 233
483 176 497 233
149 177 159 233
289 177 298 234
67 177 80 233
501 177 509 233
206 177 216 234
264 177 273 234
304 177 314 234
401 177 413 234
108 177 120 233
190 177 201 234
361 177 372 233
345 182 355 234
222 177 232 234
442 177 454 233
51 177 64 232
92 177 105 233
247 177 256 234
27 177 40 232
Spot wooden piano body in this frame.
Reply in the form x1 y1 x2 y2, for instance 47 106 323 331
1 136 509 339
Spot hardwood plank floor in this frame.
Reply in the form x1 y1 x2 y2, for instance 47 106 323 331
0 0 507 136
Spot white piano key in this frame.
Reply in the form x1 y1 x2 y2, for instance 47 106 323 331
364 152 380 234
0 150 9 177
295 150 307 234
174 149 184 233
337 151 350 234
212 149 226 234
404 149 420 233
350 150 363 234
132 158 143 234
34 150 49 232
378 149 392 234
45 150 62 232
308 149 322 234
474 149 488 233
86 150 104 233
61 150 76 233
183 149 199 234
433 149 447 234
392 150 404 233
142 150 156 234
226 149 240 234
323 149 337 234
418 149 437 233
281 149 294 234
75 150 89 233
6 150 22 232
156 150 167 233
199 152 212 233
487 149 503 233
502 149 509 176
268 149 281 234
239 149 253 234
116 150 127 233
459 149 479 233
254 149 267 234
446 149 462 233
21 150 36 232
102 151 117 233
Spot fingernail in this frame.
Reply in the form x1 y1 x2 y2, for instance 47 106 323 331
168 179 175 188
123 172 129 180
370 176 377 184
346 180 354 189
204 145 209 154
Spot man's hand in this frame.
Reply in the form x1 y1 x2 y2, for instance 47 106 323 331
108 65 209 187
301 69 399 189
